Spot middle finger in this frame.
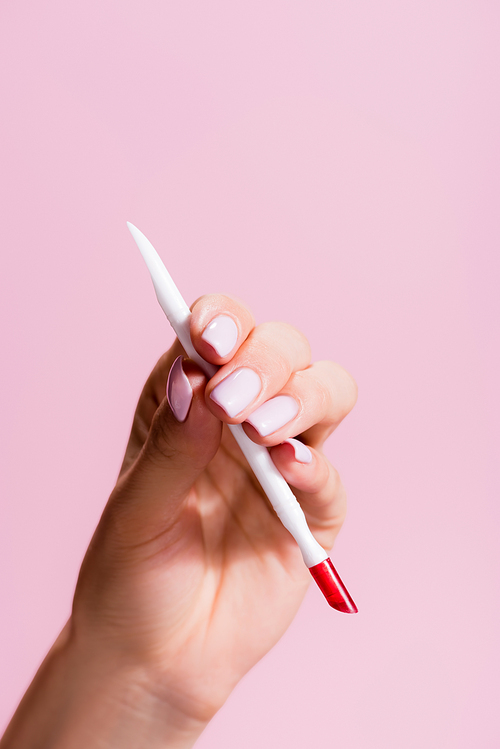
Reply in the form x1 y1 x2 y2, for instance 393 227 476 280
243 359 358 448
206 321 311 422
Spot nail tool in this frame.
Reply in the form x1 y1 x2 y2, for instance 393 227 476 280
127 222 357 613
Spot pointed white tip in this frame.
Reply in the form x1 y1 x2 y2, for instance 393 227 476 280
126 221 143 243
126 222 156 262
126 221 188 320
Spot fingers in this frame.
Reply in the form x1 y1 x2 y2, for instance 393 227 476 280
119 340 184 475
191 293 356 449
243 360 358 448
190 294 255 364
270 441 347 548
206 320 311 420
111 291 355 562
191 294 311 423
190 292 352 547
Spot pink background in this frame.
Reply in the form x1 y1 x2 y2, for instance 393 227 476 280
1 2 499 746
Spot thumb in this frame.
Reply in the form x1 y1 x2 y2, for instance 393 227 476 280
109 356 222 542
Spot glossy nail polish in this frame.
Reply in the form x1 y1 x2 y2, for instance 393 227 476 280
246 395 299 437
210 368 262 417
167 356 193 422
201 315 238 358
282 438 313 464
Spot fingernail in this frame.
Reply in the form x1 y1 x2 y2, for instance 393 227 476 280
210 368 262 417
167 356 193 422
201 315 238 358
246 395 299 437
283 438 313 464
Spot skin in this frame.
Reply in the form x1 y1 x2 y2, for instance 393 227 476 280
0 294 357 749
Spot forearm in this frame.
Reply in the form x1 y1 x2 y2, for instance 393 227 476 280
0 622 207 749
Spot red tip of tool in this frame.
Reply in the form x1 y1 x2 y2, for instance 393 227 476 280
309 558 358 613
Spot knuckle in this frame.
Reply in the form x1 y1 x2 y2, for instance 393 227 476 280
280 322 311 363
308 471 329 494
272 348 294 383
255 336 293 383
255 321 310 378
329 465 342 495
144 404 211 473
146 416 178 465
145 408 190 467
318 360 358 420
344 370 358 412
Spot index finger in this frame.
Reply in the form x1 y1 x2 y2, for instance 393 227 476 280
190 293 256 364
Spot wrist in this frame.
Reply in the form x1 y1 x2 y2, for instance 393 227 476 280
1 620 208 749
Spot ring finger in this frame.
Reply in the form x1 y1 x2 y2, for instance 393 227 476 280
242 359 357 448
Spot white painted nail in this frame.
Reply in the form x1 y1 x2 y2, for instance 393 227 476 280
210 368 262 417
283 438 313 464
201 315 238 358
246 395 299 437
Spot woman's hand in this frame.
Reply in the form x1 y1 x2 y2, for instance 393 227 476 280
1 294 357 749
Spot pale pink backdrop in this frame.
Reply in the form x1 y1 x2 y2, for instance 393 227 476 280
1 2 499 746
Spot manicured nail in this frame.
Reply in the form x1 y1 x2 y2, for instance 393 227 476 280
167 356 193 422
210 368 262 417
201 315 238 358
283 438 313 464
246 395 299 437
